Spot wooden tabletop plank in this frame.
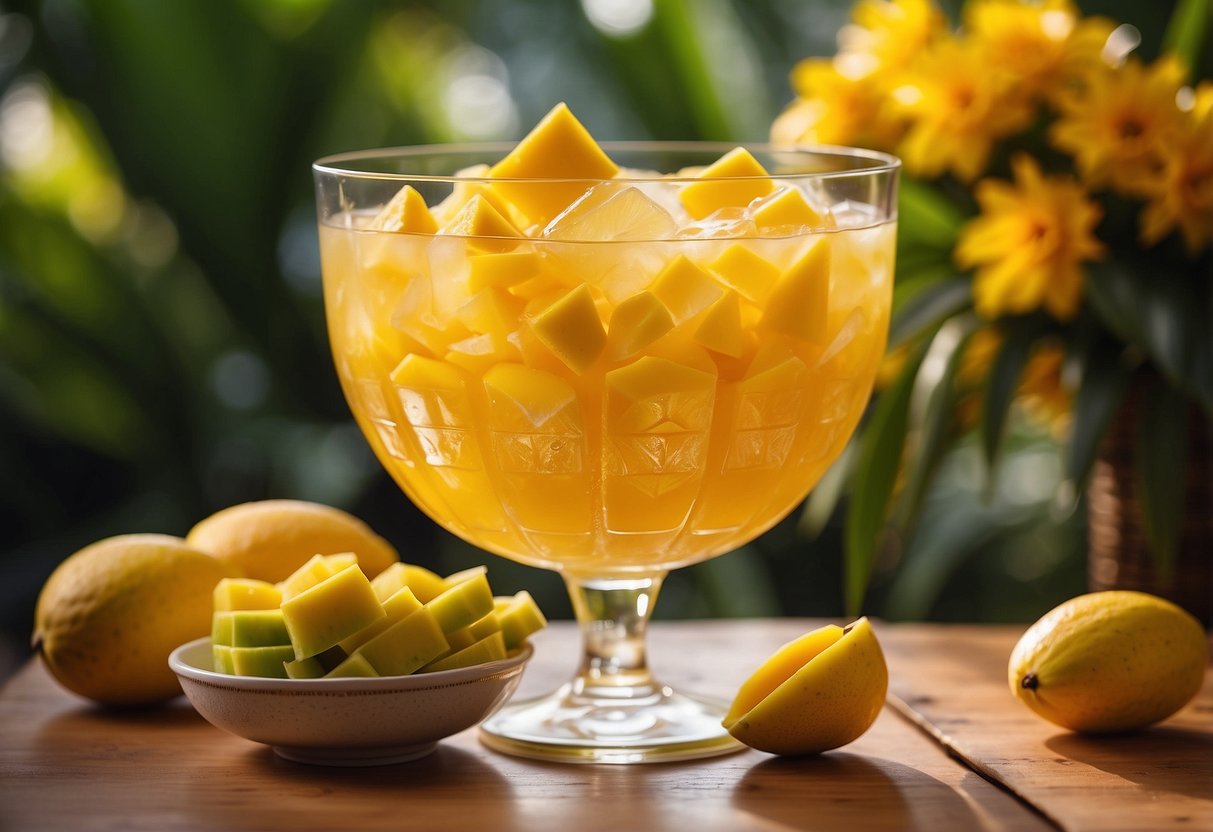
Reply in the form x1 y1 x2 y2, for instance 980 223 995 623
884 624 1213 832
0 620 1047 832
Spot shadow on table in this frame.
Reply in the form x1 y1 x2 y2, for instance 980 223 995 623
1045 727 1213 803
732 752 992 831
36 697 206 734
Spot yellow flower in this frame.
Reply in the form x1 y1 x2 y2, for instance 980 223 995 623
837 0 946 74
771 58 905 149
957 155 1104 320
1050 56 1187 194
1019 341 1072 436
894 37 1035 181
1138 82 1213 255
963 0 1116 104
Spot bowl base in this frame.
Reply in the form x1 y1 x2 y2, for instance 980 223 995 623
272 742 438 767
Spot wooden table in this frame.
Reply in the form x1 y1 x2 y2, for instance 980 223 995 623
2 621 1209 831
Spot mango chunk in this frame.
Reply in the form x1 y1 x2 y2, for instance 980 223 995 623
650 255 724 323
678 147 775 220
488 102 619 225
495 591 548 649
761 238 831 344
369 184 439 234
709 244 780 303
355 607 448 676
529 283 606 373
456 288 525 337
213 578 282 612
439 195 522 253
228 645 296 679
422 631 507 673
483 363 579 429
278 553 359 602
444 624 479 654
281 564 386 660
750 186 829 231
694 291 747 358
443 564 489 590
212 645 235 675
284 655 326 679
468 251 542 293
325 652 380 678
339 585 423 654
607 291 675 361
371 561 448 604
213 609 290 648
425 572 495 633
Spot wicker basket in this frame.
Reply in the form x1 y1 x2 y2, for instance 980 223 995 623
1087 379 1213 628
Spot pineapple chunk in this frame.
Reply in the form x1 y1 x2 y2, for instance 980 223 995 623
709 244 780 303
369 184 439 234
761 238 831 344
694 291 747 358
678 147 775 220
213 578 282 612
494 591 548 649
650 255 724 323
425 572 495 633
607 291 675 361
488 102 619 225
422 631 507 673
281 564 385 660
529 283 606 373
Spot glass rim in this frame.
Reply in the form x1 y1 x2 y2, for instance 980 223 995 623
312 140 901 183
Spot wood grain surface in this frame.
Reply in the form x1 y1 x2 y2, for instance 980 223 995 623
2 620 1207 831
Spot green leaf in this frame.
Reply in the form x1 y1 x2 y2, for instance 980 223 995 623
979 321 1040 484
798 439 856 540
1060 336 1131 503
898 178 966 250
1134 379 1190 579
889 276 971 348
844 343 928 616
894 315 979 533
1162 0 1211 74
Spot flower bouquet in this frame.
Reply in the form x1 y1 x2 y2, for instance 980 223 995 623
773 0 1212 615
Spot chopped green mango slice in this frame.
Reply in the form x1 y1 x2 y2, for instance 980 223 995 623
228 645 296 679
213 578 283 612
494 591 548 649
281 564 385 660
339 586 423 654
212 645 235 675
213 609 290 648
425 573 495 633
325 652 380 678
278 553 359 602
354 607 449 676
371 562 447 604
443 565 489 590
422 631 507 673
284 655 327 679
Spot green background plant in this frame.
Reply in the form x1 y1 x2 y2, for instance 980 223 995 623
1 0 1174 678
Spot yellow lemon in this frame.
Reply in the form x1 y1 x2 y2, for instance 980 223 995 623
33 534 233 706
1009 591 1207 733
724 617 888 755
186 500 399 583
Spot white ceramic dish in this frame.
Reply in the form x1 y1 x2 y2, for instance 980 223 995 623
169 637 532 766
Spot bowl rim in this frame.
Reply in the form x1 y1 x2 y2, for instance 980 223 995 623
169 637 533 694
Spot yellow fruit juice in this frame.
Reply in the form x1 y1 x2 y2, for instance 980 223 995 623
321 207 893 573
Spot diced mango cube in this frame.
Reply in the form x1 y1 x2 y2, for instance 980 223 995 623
529 283 606 373
494 591 548 649
281 564 386 660
488 102 619 225
650 255 724 323
443 624 478 654
468 251 542 293
443 565 488 590
694 291 747 358
422 631 507 673
709 244 780 303
749 187 829 231
339 585 423 654
468 610 501 640
761 238 831 344
325 652 380 678
438 195 522 253
278 553 359 602
678 147 775 220
213 609 290 648
371 562 448 604
483 363 579 429
432 164 527 227
355 607 448 676
228 645 296 679
607 291 675 361
213 578 282 612
389 352 467 391
284 655 326 679
212 645 235 675
369 184 439 234
425 572 495 633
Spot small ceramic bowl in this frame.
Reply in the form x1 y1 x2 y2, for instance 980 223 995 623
168 637 532 766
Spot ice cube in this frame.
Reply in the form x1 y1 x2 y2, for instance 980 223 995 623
544 186 676 242
818 307 867 367
427 235 475 320
675 207 757 239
